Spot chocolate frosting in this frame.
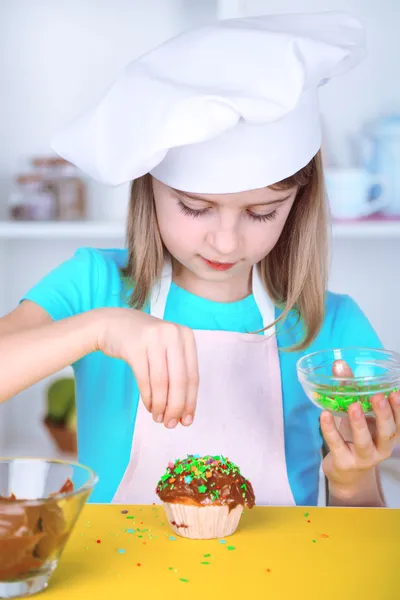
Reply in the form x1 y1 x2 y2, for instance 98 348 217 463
0 478 73 581
156 455 255 511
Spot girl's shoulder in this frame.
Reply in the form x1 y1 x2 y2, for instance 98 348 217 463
316 290 382 350
277 290 382 355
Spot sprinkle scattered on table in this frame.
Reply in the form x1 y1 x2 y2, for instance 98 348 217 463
304 512 309 517
201 561 210 565
168 536 176 541
312 539 316 543
219 539 226 544
96 540 101 544
121 509 129 514
227 546 236 551
137 563 141 567
265 568 271 573
180 578 189 583
117 549 126 554
127 529 135 534
320 533 329 539
204 553 212 558
126 516 134 520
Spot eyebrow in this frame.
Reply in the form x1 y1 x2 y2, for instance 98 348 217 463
173 189 293 207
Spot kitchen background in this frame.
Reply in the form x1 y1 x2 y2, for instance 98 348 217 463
0 0 399 506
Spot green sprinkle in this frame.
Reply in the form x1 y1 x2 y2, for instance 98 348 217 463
304 512 309 517
312 540 316 543
138 535 143 539
204 553 211 558
201 561 210 565
168 567 174 571
180 578 189 583
198 484 207 493
314 384 399 414
126 516 134 520
227 546 236 551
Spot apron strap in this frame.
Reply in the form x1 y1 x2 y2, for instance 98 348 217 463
150 261 276 334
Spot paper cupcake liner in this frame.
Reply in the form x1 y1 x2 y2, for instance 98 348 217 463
162 502 243 539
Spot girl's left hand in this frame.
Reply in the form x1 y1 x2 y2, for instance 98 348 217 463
320 360 400 493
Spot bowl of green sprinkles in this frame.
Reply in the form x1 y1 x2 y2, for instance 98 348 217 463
296 347 400 415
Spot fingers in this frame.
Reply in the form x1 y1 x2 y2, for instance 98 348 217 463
372 392 399 456
163 330 188 428
332 359 353 381
180 328 199 427
133 349 152 412
147 343 168 423
388 390 400 430
346 402 375 461
320 411 350 461
144 323 199 428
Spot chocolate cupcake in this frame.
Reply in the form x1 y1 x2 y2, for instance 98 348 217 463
156 455 255 539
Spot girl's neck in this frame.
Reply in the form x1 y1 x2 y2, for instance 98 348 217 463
171 261 252 303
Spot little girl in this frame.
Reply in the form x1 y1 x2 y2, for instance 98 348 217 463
0 12 398 506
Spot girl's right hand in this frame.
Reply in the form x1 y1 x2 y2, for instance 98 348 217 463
96 308 199 428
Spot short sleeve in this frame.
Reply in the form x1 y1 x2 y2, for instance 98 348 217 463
20 247 101 321
331 294 383 349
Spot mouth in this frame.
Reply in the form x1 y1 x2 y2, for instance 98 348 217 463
201 257 237 271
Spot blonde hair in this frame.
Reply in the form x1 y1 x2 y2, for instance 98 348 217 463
122 150 328 350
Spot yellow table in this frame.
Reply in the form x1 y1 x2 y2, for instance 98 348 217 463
44 505 399 599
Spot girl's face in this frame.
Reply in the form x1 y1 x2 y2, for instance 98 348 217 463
152 177 297 300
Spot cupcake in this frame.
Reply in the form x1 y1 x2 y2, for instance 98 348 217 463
156 454 255 539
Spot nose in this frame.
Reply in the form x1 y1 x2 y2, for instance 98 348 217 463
206 216 240 256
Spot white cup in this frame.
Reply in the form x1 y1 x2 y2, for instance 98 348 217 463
324 168 387 220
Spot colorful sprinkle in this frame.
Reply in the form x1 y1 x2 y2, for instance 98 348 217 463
265 568 271 573
137 563 141 567
320 533 329 539
201 561 210 565
304 512 309 517
180 578 189 583
156 455 252 503
227 546 236 551
219 539 226 544
312 540 316 543
96 540 101 544
168 536 176 541
126 516 134 520
126 529 135 534
117 549 126 554
204 553 211 558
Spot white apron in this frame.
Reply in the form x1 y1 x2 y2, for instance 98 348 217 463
113 262 295 506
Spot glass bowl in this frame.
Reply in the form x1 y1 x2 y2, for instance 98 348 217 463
0 457 98 598
297 347 400 416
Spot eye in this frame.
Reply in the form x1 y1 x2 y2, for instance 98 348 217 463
178 200 210 218
247 210 277 223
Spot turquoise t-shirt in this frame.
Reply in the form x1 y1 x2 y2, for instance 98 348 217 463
22 247 382 505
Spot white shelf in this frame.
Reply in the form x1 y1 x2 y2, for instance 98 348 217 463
332 220 400 238
0 221 125 239
0 219 399 239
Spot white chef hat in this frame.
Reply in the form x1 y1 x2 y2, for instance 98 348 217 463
51 11 366 194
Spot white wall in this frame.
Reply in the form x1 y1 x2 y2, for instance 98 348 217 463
238 0 400 167
0 0 217 219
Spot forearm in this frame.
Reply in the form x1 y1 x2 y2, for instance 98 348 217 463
328 467 386 507
0 310 100 402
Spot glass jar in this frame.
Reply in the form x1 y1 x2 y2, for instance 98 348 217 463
296 347 400 415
